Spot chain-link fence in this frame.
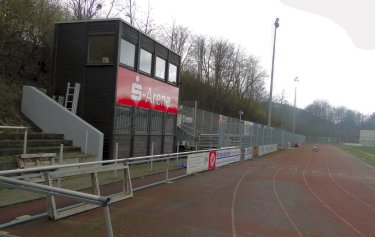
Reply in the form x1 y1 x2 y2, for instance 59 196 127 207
305 136 338 144
177 104 306 149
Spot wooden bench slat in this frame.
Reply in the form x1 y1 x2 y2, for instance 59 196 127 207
19 153 56 159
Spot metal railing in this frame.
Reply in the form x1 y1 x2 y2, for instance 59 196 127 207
0 175 113 237
0 147 236 236
22 86 103 160
0 126 29 154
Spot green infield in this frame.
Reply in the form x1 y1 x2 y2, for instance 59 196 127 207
339 145 375 166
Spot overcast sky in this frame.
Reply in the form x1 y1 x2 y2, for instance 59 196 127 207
116 0 375 115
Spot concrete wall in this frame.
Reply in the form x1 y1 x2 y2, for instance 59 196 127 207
21 86 103 160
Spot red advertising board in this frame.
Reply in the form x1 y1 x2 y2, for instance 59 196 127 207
208 151 216 169
116 67 179 114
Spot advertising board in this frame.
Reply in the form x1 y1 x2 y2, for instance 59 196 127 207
186 151 216 174
216 148 241 167
116 67 179 114
258 144 278 156
186 152 209 174
243 147 254 160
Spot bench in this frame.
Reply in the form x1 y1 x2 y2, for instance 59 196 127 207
16 153 56 169
15 153 57 182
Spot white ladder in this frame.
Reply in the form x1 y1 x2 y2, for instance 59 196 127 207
64 82 80 114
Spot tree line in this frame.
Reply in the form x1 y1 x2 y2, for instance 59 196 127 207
1 0 374 140
0 0 268 123
305 100 375 141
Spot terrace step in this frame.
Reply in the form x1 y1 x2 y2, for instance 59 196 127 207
0 132 64 140
0 140 73 149
0 146 81 156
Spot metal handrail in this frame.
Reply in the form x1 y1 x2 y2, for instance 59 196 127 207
0 176 113 237
0 146 237 236
0 125 29 154
178 123 201 137
0 146 236 176
0 176 109 206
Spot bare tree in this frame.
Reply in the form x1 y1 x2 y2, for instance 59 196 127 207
124 0 136 26
305 99 333 121
67 0 103 20
106 0 154 36
137 0 154 35
157 23 192 70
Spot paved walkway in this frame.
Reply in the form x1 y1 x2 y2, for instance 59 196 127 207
2 144 375 237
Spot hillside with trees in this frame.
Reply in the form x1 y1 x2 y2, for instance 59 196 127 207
1 0 374 142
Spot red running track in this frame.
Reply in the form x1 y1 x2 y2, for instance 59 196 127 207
2 144 375 237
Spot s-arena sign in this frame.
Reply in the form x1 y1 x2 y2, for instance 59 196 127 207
116 67 179 114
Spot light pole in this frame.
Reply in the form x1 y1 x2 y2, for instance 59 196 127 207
239 110 244 148
267 18 280 127
292 77 299 140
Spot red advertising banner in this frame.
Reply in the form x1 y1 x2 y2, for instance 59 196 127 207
208 151 216 169
116 67 179 114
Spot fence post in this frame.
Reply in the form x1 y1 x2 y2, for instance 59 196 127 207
58 144 64 187
59 144 64 164
150 142 154 171
103 205 114 237
166 156 170 181
23 128 28 154
176 141 179 165
114 142 118 179
239 121 243 148
193 101 198 138
85 131 88 154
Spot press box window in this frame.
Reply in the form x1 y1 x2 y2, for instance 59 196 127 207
87 35 114 64
120 39 136 68
155 57 166 79
139 49 152 74
168 63 177 84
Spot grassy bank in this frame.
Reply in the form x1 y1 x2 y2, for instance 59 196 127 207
339 145 375 166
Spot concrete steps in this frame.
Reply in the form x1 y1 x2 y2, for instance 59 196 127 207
0 140 73 149
0 146 81 156
0 131 96 170
0 132 64 140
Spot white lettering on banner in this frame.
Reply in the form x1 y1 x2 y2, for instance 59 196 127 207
145 88 171 108
130 74 172 108
244 147 253 160
216 148 241 167
131 75 142 101
187 152 209 174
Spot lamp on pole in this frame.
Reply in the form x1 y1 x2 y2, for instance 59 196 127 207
292 77 299 139
267 18 280 127
239 110 244 148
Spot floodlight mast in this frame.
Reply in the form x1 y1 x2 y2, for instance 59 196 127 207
293 76 299 139
267 18 280 127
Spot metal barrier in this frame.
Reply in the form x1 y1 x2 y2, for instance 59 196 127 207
0 175 114 237
0 126 29 154
0 147 236 235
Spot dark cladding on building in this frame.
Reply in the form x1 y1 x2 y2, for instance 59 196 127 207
52 19 180 159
